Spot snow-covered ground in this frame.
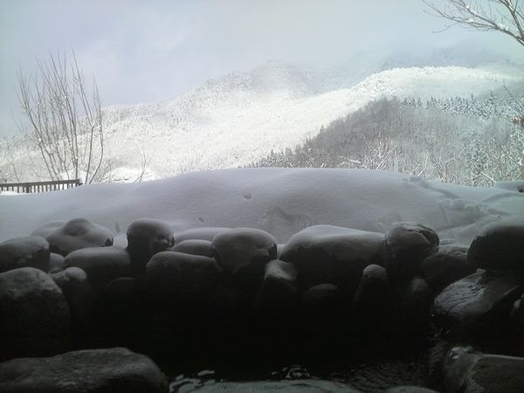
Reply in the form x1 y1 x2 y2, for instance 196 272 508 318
1 168 522 246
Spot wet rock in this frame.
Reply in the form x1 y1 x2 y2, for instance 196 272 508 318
254 260 299 328
419 244 475 293
384 222 439 283
180 379 362 392
351 264 390 336
45 218 113 256
172 239 214 257
0 236 50 273
212 228 277 291
0 347 168 393
126 218 174 275
280 225 385 293
301 283 347 337
392 277 434 336
0 267 70 360
468 219 524 274
432 270 523 340
146 251 222 308
63 246 131 291
441 346 524 393
384 387 439 393
50 267 97 348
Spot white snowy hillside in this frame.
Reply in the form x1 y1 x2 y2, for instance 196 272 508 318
2 56 521 183
99 63 522 179
1 168 523 246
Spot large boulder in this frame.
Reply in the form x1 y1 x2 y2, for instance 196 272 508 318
146 251 222 309
384 222 439 283
212 228 277 291
172 239 214 257
432 270 523 340
63 246 131 291
468 219 524 274
419 244 475 293
126 218 174 275
0 347 168 393
0 236 50 273
280 225 385 293
440 346 524 393
51 267 97 348
174 227 230 242
0 267 70 360
254 260 299 328
351 264 390 336
174 379 362 392
44 218 113 256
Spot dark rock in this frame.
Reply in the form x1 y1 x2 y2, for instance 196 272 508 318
280 225 385 293
0 267 70 360
63 246 131 291
384 387 439 393
384 222 439 283
45 218 113 256
146 251 222 308
0 236 50 273
0 347 168 393
172 379 361 392
441 346 524 393
212 228 277 291
48 252 65 273
392 277 434 336
351 264 390 336
126 218 174 275
420 244 475 293
432 270 523 340
172 239 214 257
174 227 230 242
50 267 97 348
254 260 299 328
468 219 524 274
301 283 347 337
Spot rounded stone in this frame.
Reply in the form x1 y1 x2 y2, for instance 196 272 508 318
45 218 114 256
0 236 50 273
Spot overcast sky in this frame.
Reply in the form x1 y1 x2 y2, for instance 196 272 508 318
0 0 520 137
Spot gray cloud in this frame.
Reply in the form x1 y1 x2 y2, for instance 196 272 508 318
0 0 520 136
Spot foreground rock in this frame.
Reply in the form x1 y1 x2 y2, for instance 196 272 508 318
44 218 114 256
468 219 524 274
127 218 174 275
173 379 362 392
432 270 523 340
384 222 439 283
0 236 50 273
0 267 70 361
280 225 385 293
0 347 168 393
440 346 524 393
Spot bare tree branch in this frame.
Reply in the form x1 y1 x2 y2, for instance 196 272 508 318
17 50 104 184
424 0 524 47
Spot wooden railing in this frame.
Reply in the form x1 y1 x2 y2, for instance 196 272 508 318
0 179 82 194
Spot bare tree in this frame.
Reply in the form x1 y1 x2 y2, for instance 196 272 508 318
424 0 524 48
17 51 104 184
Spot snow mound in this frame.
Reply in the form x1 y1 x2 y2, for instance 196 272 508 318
0 168 522 246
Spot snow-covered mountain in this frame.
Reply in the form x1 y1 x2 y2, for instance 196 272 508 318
2 46 523 182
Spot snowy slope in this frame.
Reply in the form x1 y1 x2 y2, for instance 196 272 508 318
1 168 523 246
99 63 521 179
1 56 522 182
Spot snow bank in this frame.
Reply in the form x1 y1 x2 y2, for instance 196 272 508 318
0 168 522 245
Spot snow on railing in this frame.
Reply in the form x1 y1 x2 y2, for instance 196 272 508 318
0 179 82 194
